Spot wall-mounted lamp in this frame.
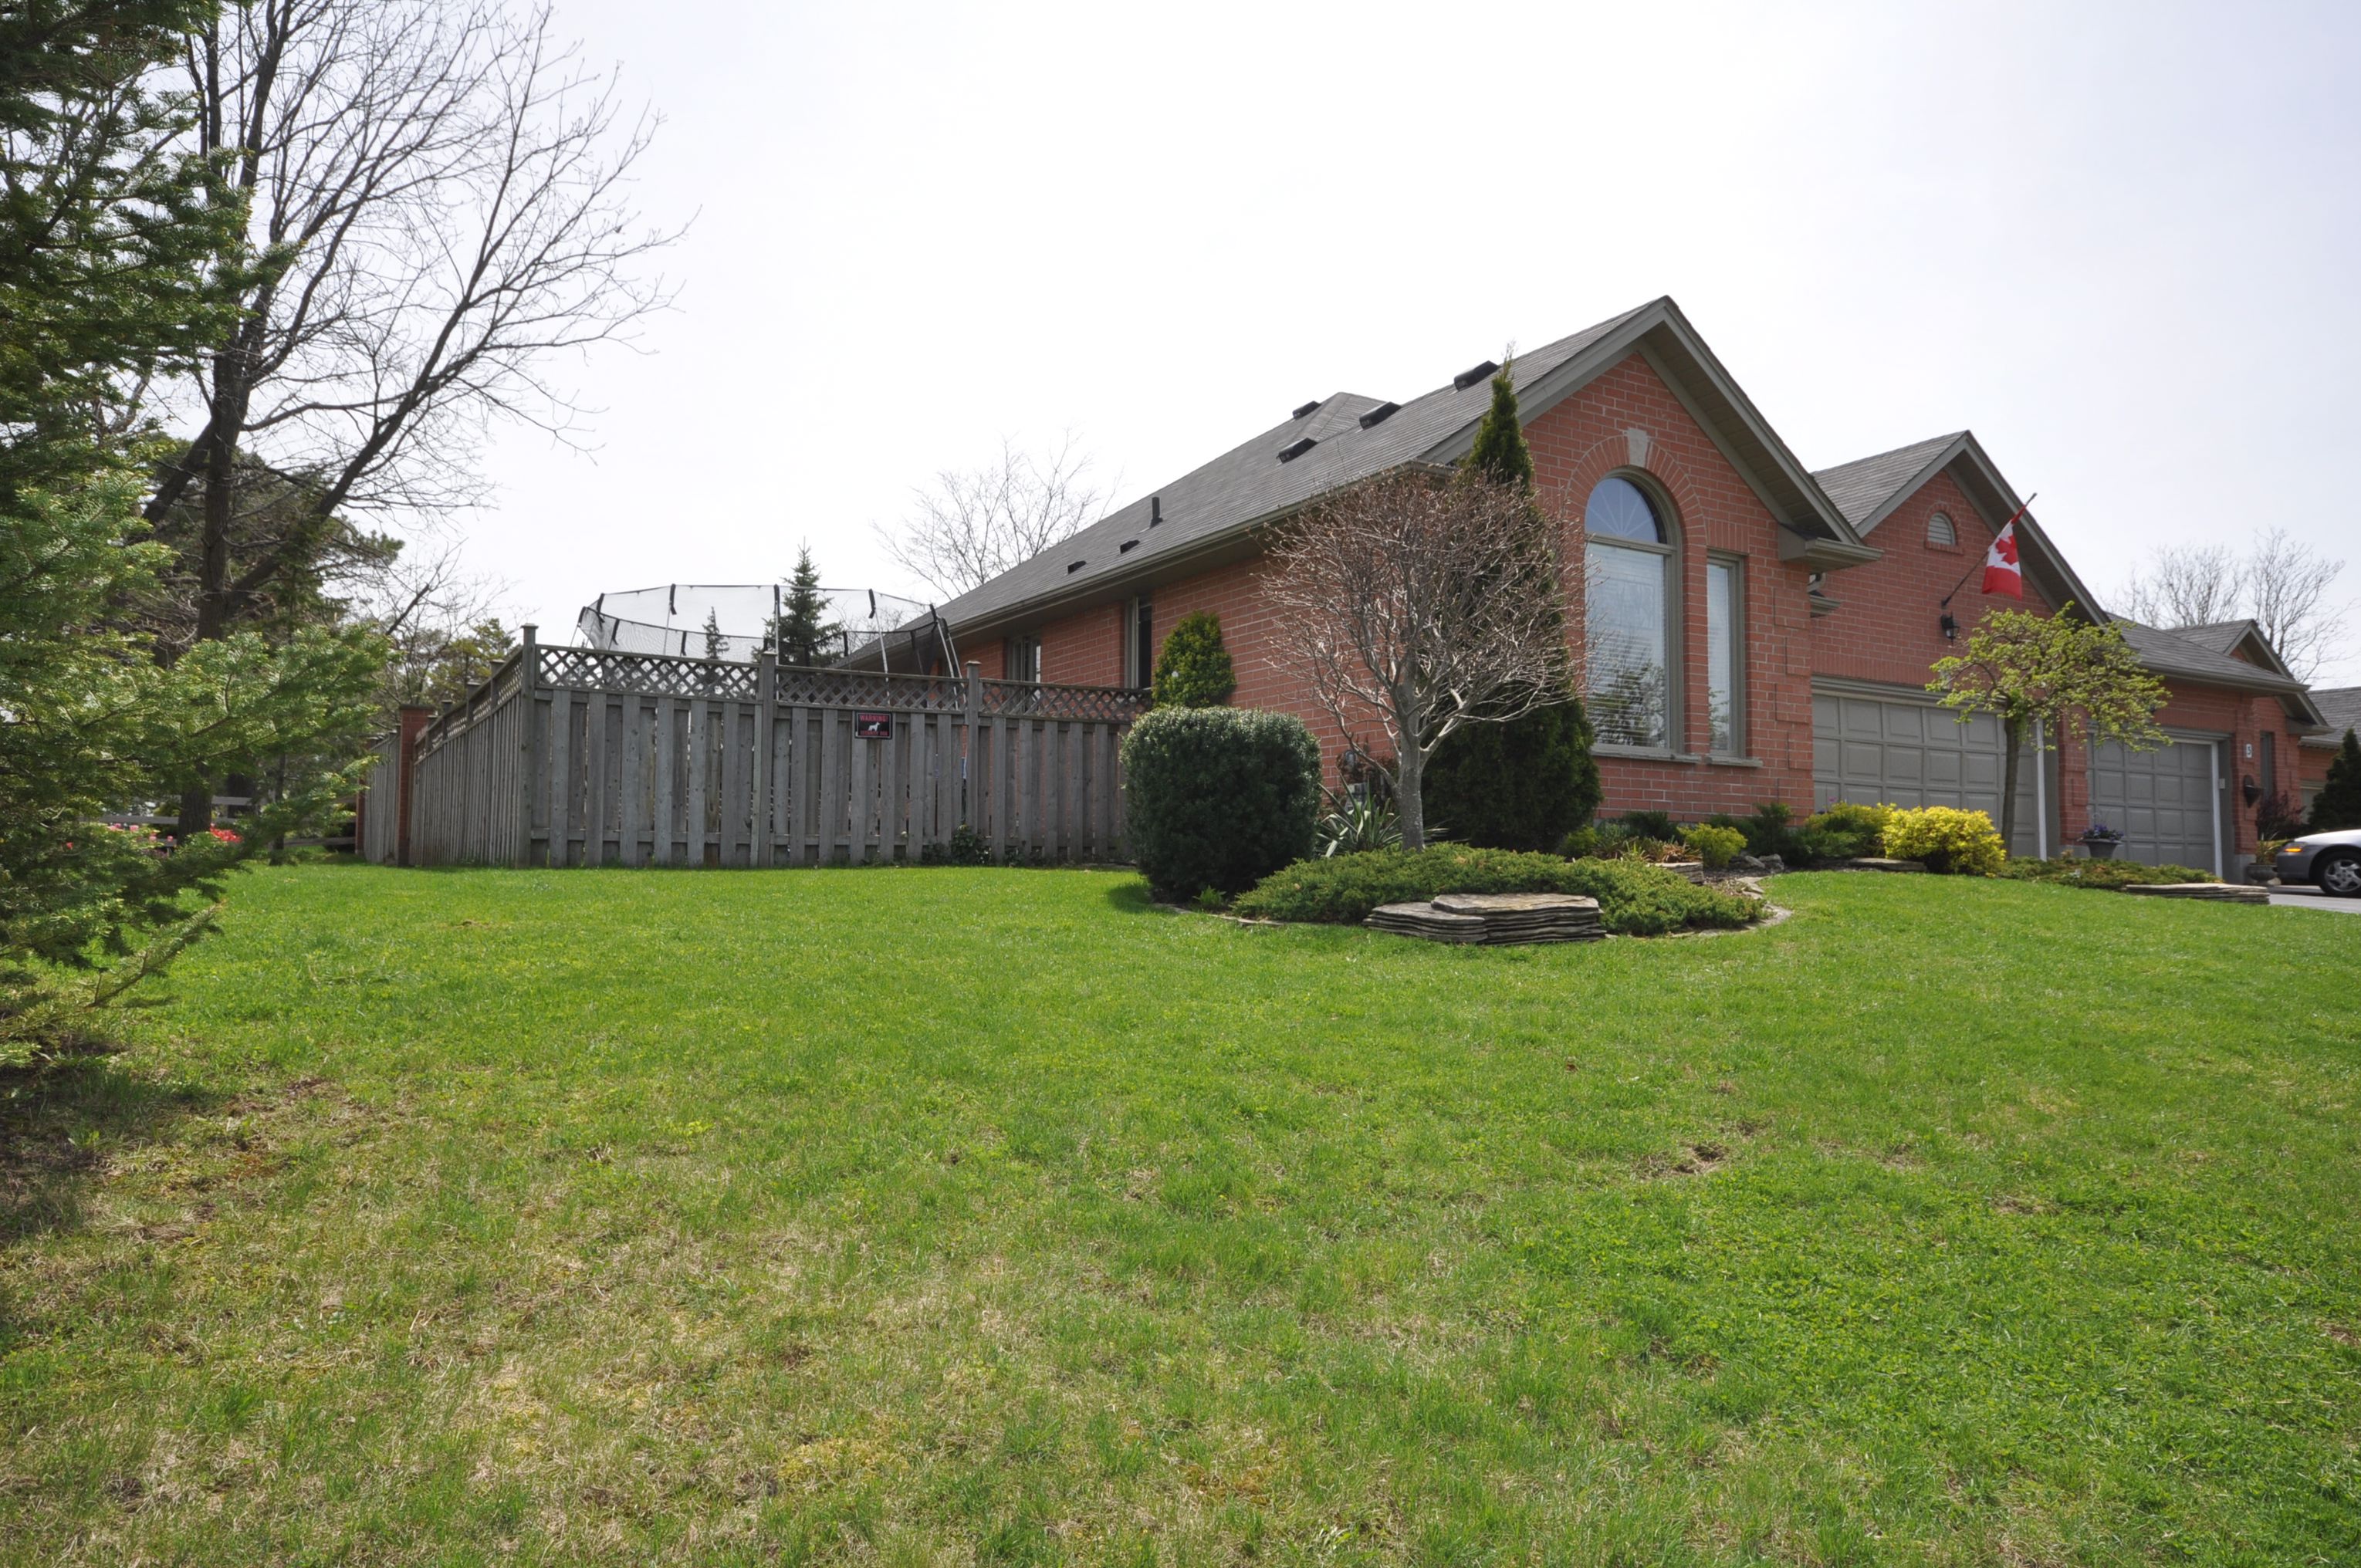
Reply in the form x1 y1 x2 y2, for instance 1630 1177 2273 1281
1940 613 1959 641
2241 774 2260 806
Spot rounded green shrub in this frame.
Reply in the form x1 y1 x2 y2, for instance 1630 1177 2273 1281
1121 707 1321 899
1419 692 1602 853
1678 823 1747 870
1801 801 1894 861
1150 611 1236 708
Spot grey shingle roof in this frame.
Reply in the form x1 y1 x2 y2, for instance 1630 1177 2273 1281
926 302 1662 632
2167 620 2261 657
2113 619 2311 695
2305 685 2359 746
1809 433 1966 532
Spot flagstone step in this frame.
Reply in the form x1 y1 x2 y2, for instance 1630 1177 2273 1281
2119 882 2270 904
1367 893 1605 946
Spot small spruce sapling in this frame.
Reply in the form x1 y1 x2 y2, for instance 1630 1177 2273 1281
1151 612 1236 707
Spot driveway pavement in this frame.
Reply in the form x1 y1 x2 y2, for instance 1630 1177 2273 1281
2266 885 2361 914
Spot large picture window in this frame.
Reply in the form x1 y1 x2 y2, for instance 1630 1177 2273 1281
1706 556 1741 755
1584 476 1673 749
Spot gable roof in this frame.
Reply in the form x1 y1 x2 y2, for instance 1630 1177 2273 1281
2304 685 2359 748
918 297 1871 642
2162 618 2310 683
1808 429 2102 619
2112 619 2327 725
1811 433 1967 532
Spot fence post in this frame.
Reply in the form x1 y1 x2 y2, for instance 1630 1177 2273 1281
753 651 776 867
963 660 982 836
517 625 539 863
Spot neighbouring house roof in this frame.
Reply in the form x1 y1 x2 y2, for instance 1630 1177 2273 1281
2164 618 2309 684
1808 429 2102 623
2112 619 2326 726
2169 620 2264 657
911 296 1872 649
2305 685 2359 748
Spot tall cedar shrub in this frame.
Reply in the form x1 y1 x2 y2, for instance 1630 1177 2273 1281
1121 707 1320 899
1419 690 1602 852
1463 361 1535 490
2310 728 2361 831
1422 361 1601 850
1151 611 1236 707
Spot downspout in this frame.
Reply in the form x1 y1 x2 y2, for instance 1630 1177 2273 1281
2033 717 2048 857
2208 739 2224 877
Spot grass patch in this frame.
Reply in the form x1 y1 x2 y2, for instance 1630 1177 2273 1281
1 864 2356 1563
1233 846 1761 933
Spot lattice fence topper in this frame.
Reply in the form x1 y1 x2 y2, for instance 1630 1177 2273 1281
774 667 965 711
536 646 761 701
979 680 1152 722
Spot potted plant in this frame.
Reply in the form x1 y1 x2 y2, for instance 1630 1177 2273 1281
2079 823 2124 860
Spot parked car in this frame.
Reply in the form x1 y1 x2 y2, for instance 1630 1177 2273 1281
2275 827 2361 896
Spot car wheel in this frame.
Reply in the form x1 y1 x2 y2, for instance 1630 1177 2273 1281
2316 850 2361 897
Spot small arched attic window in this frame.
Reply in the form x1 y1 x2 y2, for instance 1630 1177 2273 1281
1926 512 1958 547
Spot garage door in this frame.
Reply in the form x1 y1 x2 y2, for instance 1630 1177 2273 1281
1812 690 2045 855
2087 737 2219 873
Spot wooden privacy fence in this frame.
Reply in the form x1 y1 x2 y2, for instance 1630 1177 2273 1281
390 631 1148 867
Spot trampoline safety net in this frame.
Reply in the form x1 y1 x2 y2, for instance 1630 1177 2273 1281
575 583 933 665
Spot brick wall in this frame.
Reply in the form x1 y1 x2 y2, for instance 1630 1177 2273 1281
1524 353 1820 818
1808 469 2058 686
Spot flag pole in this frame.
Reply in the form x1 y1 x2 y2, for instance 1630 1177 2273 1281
1940 492 2037 609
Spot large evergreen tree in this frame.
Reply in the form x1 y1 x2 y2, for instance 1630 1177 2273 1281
0 2 381 1053
2310 729 2361 832
770 546 841 666
1422 360 1602 849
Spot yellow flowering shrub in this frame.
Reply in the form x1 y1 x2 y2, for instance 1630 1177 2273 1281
1880 806 2006 875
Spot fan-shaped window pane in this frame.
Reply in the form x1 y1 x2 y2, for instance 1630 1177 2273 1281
1585 476 1663 542
1926 512 1957 546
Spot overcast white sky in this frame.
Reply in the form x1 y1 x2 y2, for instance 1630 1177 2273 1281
468 0 2361 684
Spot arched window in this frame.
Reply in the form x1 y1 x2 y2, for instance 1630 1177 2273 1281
1926 512 1957 547
1583 475 1674 748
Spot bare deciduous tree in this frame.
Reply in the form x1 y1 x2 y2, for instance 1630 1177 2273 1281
1266 469 1573 851
877 434 1105 599
2118 527 2348 681
139 0 678 829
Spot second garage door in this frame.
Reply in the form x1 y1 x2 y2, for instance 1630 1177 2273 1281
2087 735 2220 873
1812 688 2047 855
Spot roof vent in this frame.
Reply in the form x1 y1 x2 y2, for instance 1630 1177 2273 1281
1277 436 1317 463
1453 360 1500 391
1066 559 1086 574
1118 539 1138 554
1292 399 1321 420
1358 401 1399 429
1149 495 1161 527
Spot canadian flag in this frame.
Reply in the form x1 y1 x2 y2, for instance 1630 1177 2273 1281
1982 521 2024 599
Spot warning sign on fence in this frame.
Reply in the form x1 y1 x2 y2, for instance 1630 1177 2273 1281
853 711 892 739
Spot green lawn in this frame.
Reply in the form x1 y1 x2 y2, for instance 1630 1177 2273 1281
2 866 2357 1565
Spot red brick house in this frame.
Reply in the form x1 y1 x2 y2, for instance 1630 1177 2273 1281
888 298 2331 874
